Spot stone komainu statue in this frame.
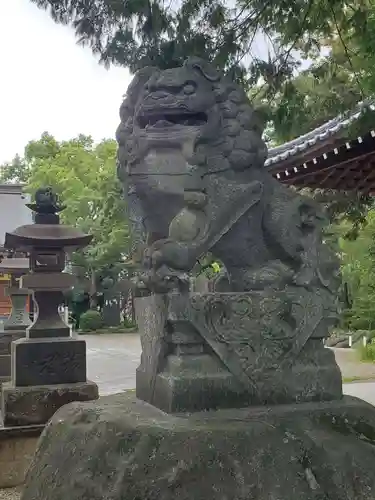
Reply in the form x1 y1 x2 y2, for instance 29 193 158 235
116 57 342 409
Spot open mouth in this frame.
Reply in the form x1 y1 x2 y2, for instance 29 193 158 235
138 111 207 129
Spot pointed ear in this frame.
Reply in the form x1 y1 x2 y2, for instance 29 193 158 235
184 57 221 82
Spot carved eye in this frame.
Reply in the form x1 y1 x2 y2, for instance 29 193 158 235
183 81 196 95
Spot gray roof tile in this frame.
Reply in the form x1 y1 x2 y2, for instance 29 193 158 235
265 100 375 167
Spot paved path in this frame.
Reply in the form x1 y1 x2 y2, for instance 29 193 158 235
343 381 375 405
332 347 375 405
84 334 375 405
332 347 375 381
84 333 141 396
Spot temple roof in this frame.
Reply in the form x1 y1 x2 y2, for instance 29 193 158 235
266 100 375 168
266 100 375 193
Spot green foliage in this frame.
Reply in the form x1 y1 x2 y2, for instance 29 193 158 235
301 190 373 241
254 40 366 144
0 154 31 183
249 3 375 233
360 338 375 362
1 132 131 290
29 1 370 91
194 254 222 280
339 210 375 330
249 2 375 144
123 316 137 330
79 310 104 331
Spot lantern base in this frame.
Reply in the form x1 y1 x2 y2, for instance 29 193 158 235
1 380 99 427
11 337 87 387
0 330 26 382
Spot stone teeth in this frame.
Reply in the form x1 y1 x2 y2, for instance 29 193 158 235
153 120 174 127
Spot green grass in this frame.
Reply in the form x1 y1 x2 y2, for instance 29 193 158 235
78 326 138 335
359 342 375 362
342 375 375 383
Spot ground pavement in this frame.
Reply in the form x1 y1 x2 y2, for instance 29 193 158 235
333 346 375 382
334 346 375 405
85 333 141 395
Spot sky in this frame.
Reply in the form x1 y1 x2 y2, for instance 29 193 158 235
0 0 132 164
0 1 276 165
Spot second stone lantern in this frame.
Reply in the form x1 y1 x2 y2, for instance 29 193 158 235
1 187 98 427
0 255 31 381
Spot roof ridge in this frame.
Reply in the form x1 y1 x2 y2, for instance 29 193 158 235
265 98 375 167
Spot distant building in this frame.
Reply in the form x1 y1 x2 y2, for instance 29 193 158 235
0 184 32 318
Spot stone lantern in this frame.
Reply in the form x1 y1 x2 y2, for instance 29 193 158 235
1 187 98 427
0 256 31 381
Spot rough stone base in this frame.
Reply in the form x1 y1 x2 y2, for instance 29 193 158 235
0 426 42 488
1 380 99 427
21 393 375 500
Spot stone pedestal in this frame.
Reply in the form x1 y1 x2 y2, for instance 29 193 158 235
0 273 99 427
137 337 342 412
135 292 343 413
11 337 87 386
1 336 98 426
1 334 98 426
20 393 375 500
0 288 31 382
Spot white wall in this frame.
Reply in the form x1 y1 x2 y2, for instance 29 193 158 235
0 186 32 246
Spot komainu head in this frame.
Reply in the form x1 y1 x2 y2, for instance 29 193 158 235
116 57 268 178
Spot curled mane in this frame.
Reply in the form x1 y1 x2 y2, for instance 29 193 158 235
195 78 268 173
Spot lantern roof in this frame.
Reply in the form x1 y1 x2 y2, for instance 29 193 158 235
4 187 92 251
